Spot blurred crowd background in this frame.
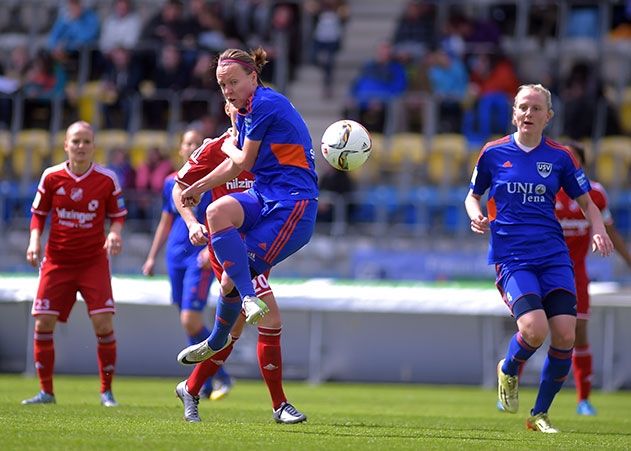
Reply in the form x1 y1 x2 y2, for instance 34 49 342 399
0 0 629 281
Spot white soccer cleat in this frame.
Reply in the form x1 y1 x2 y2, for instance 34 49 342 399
175 381 201 422
177 335 232 365
243 295 269 325
273 402 307 424
100 390 118 407
21 391 56 405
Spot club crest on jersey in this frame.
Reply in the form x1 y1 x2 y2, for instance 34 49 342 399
70 187 83 202
88 200 99 211
536 162 552 178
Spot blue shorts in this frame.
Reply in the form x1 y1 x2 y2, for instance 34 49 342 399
230 189 317 275
167 255 214 312
495 261 577 318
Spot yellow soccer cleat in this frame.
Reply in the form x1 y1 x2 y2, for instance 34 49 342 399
526 412 559 433
497 359 519 413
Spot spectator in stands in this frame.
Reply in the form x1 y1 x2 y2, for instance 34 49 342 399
346 42 407 132
465 83 613 433
561 61 621 140
98 0 142 55
0 45 31 127
107 147 136 191
463 52 519 143
140 0 188 49
100 47 142 130
22 50 67 129
317 162 355 223
143 44 191 129
47 0 100 75
135 146 174 194
391 0 436 61
424 45 469 133
307 0 349 98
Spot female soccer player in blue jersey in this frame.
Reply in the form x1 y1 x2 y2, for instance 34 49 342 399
142 129 233 400
174 47 318 420
464 84 614 433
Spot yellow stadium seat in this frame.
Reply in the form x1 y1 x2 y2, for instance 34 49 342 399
77 81 102 126
13 130 51 178
0 130 10 175
595 136 631 187
389 132 426 167
96 129 129 165
129 130 171 168
427 133 468 185
52 130 66 164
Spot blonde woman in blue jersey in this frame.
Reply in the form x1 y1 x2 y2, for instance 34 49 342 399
175 48 318 424
465 84 614 433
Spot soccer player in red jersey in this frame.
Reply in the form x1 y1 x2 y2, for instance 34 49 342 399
172 103 307 424
22 121 127 407
555 142 631 416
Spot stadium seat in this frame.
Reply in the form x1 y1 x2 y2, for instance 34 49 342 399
52 130 66 164
388 132 426 168
427 133 467 185
620 88 631 135
0 130 10 177
129 130 171 168
96 129 130 165
595 136 631 188
13 130 51 179
77 81 102 126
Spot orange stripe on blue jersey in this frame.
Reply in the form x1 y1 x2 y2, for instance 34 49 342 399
544 138 581 168
476 135 511 165
264 200 308 263
487 197 497 221
270 143 310 169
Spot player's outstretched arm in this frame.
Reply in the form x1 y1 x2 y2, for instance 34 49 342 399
576 193 614 256
464 190 490 234
142 211 174 276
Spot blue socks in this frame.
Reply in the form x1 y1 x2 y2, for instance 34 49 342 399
533 346 573 415
206 294 242 351
211 227 256 299
188 326 210 347
502 333 539 376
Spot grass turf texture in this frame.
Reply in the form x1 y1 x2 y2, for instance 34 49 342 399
1 375 630 450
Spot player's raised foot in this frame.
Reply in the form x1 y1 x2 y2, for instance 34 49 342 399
577 399 597 416
21 391 56 405
497 359 519 413
273 402 307 424
526 412 559 433
177 335 232 365
210 376 234 401
175 381 201 423
100 390 118 407
243 295 269 325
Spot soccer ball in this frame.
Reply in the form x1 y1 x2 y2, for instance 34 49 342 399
321 120 372 171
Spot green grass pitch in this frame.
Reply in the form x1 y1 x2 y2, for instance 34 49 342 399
1 374 630 450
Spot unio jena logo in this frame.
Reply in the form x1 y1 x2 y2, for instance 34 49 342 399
536 162 552 178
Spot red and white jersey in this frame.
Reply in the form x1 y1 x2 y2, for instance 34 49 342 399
31 162 127 264
175 132 255 200
555 181 613 262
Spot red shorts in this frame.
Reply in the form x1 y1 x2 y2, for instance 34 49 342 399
574 261 590 320
33 256 115 322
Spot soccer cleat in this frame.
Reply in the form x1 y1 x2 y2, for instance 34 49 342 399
100 390 118 407
526 412 559 433
243 295 269 325
497 359 519 413
273 402 307 424
577 400 597 416
175 380 201 422
210 377 234 401
177 335 232 365
21 391 56 405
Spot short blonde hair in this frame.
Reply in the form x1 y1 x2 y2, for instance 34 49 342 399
514 84 553 110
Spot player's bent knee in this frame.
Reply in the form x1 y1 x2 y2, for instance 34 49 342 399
544 290 577 318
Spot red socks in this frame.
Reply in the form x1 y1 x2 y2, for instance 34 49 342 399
257 327 286 410
186 338 237 395
96 332 117 394
573 345 592 401
34 331 55 395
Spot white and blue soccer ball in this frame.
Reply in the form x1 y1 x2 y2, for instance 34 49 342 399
321 119 372 171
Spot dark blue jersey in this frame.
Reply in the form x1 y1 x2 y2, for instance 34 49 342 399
470 134 590 264
162 174 212 267
236 86 318 202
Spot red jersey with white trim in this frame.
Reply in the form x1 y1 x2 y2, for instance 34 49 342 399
31 162 127 264
555 181 613 262
175 132 255 199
